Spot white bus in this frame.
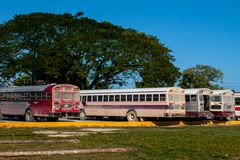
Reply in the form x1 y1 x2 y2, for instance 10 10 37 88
234 93 240 120
184 88 213 118
80 87 186 121
210 90 235 120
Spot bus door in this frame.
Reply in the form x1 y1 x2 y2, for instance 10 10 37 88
203 95 210 111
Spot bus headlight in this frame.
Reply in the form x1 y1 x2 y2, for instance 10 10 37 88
54 102 61 111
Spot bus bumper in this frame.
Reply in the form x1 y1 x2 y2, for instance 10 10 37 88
49 112 80 118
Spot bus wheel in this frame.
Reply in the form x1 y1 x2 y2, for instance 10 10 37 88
126 110 138 122
0 113 4 120
79 110 87 120
24 110 36 122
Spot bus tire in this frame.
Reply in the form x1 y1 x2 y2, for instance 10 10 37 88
0 113 4 120
126 110 138 122
79 110 87 120
24 110 36 122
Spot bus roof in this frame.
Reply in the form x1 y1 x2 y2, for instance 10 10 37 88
184 88 212 95
81 87 184 95
0 84 55 93
235 93 240 97
212 90 234 95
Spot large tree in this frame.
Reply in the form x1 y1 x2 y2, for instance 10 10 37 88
178 64 223 89
0 12 180 89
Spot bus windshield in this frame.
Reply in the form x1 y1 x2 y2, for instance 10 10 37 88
62 93 72 100
169 94 181 103
223 96 233 103
73 93 80 100
211 96 221 102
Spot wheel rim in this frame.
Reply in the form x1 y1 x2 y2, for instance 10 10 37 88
26 112 30 121
127 112 136 121
80 112 85 118
25 111 33 121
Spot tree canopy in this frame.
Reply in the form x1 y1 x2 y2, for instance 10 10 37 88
178 64 223 89
0 12 180 89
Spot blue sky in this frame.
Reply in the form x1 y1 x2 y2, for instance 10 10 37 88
1 0 240 90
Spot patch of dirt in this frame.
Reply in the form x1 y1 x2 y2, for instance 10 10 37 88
0 147 136 157
80 128 122 133
33 128 123 138
48 132 91 137
33 130 58 135
0 140 79 144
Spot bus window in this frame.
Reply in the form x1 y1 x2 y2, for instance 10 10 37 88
115 95 120 101
16 93 20 100
146 94 152 101
127 95 132 101
191 95 197 101
133 95 139 101
61 93 72 100
211 96 221 102
93 95 97 102
30 93 36 100
11 93 16 100
98 95 103 102
54 93 60 100
82 96 86 102
104 95 108 102
185 95 190 102
121 95 126 101
87 96 92 102
109 95 114 101
140 94 145 101
36 93 41 100
24 93 30 100
73 93 80 100
235 97 240 105
160 94 166 101
153 94 159 101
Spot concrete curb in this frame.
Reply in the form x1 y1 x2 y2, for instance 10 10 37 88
1 120 240 128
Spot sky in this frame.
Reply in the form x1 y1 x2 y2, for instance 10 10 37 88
1 0 240 90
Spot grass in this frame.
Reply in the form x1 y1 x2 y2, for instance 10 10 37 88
0 125 240 159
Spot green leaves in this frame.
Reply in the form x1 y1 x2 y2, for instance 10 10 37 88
179 65 223 89
0 12 180 89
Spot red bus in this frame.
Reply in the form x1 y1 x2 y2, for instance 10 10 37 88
0 84 80 121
